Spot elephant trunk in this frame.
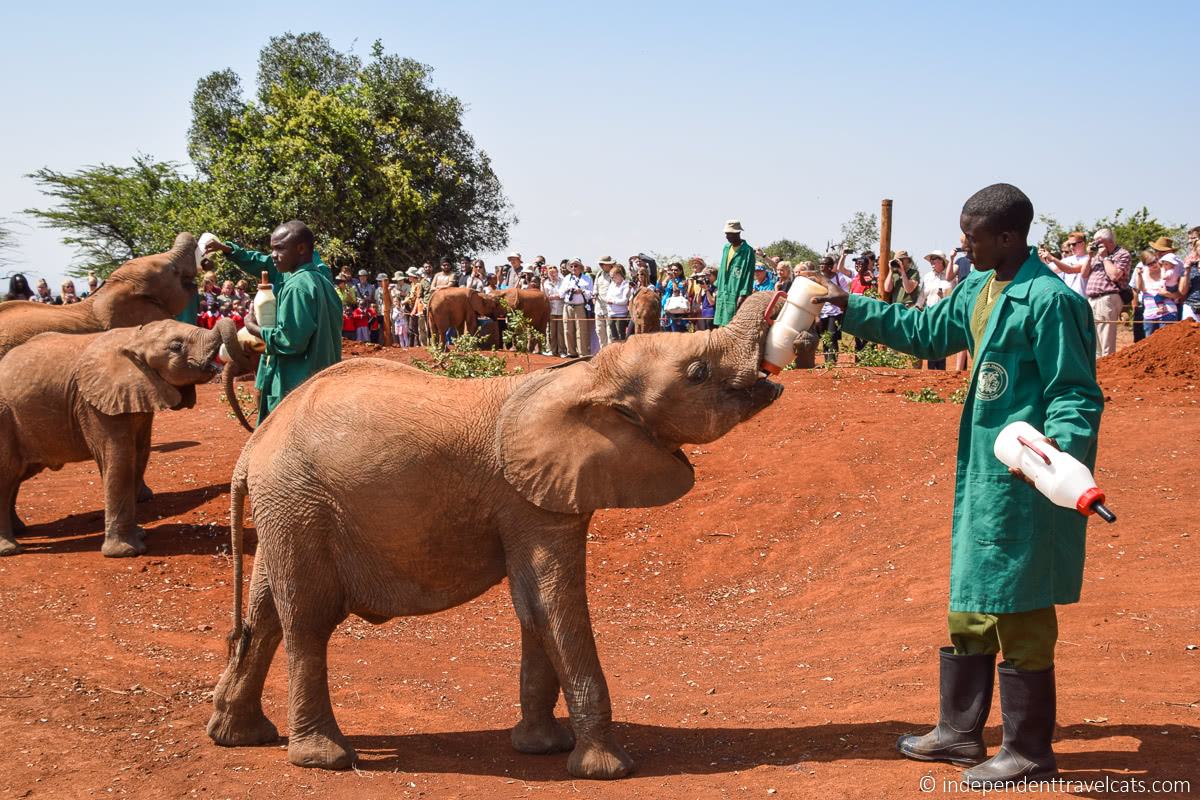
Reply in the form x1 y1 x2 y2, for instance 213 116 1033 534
213 319 256 433
712 293 774 389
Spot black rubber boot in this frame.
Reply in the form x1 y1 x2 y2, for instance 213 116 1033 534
897 647 995 766
962 662 1058 787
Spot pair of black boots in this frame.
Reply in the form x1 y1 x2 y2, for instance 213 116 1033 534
897 647 1058 787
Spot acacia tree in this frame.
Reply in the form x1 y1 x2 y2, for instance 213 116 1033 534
0 219 14 268
24 156 212 277
191 34 515 268
762 238 822 264
838 211 879 253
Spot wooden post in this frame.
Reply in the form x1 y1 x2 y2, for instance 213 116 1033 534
879 198 893 303
380 278 394 346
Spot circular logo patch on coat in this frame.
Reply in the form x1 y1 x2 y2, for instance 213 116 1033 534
976 361 1009 401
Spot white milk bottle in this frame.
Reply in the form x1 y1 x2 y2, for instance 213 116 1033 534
760 276 827 374
253 270 277 328
993 421 1116 522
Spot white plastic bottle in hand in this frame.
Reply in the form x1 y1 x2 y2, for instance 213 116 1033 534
253 270 276 328
761 276 827 374
993 421 1116 522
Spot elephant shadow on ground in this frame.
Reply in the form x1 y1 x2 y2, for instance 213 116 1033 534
149 439 201 453
17 483 231 556
345 721 1200 783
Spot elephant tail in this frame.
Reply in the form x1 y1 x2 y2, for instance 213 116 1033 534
228 455 251 664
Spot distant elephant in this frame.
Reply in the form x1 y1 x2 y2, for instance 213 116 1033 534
0 232 200 359
427 287 500 348
0 319 254 557
207 293 784 779
630 287 662 334
495 288 550 350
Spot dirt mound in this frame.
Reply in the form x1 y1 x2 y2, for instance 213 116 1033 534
1098 320 1200 382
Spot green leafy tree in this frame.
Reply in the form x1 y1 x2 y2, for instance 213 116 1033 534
762 238 822 264
1092 207 1186 256
192 34 515 269
839 211 879 253
0 218 15 267
24 156 212 277
1035 213 1086 253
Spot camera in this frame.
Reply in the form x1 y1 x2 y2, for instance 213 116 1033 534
1088 242 1101 252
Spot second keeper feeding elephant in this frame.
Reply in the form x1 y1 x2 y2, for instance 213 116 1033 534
203 220 342 427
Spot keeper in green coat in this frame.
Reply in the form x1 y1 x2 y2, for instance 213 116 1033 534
713 219 756 327
815 184 1103 788
204 221 343 422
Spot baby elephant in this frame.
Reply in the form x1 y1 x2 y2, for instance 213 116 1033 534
208 292 785 780
0 319 252 557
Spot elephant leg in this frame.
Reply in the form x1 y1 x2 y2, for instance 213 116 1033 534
95 438 146 558
208 557 284 747
135 420 153 503
0 475 20 557
9 484 26 538
279 568 353 770
506 535 633 779
509 624 574 754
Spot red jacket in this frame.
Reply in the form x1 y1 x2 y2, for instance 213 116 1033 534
342 309 356 333
352 307 369 329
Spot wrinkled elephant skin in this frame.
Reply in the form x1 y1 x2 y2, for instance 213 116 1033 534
208 293 784 779
0 319 251 557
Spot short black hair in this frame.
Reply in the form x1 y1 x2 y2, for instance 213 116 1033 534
961 183 1034 237
278 220 315 251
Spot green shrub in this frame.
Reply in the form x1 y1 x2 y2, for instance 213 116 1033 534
902 386 944 403
413 330 512 379
217 383 259 424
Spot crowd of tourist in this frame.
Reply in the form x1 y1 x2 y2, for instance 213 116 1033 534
6 225 1197 364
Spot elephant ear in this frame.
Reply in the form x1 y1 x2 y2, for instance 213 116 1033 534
76 328 181 416
495 365 695 513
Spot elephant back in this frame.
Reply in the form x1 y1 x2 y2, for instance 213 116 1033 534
0 300 99 360
0 330 96 413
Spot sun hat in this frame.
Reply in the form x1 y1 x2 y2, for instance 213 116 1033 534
392 271 406 281
506 252 522 261
597 256 616 265
723 220 745 234
358 269 369 276
925 250 947 262
894 250 912 262
406 267 421 278
1150 237 1176 253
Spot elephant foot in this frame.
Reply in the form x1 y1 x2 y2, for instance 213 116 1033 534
567 739 635 780
136 482 154 503
288 729 356 770
0 534 22 557
101 531 148 558
512 716 575 754
207 708 280 747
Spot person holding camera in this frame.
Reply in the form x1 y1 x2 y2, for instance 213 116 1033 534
1083 228 1131 357
817 255 851 364
883 250 921 307
559 258 593 358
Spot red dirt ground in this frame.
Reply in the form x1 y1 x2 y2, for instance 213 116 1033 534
1 346 1197 799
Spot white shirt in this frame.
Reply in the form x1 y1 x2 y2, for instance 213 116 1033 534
605 280 631 316
820 273 851 318
1050 254 1088 297
559 273 593 305
917 272 954 309
593 269 613 316
543 277 564 314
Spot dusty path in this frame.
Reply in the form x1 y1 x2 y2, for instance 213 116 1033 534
1 346 1197 799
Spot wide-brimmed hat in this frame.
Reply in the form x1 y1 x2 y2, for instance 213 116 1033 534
925 250 947 262
723 219 745 234
358 269 369 276
506 252 522 261
894 250 912 262
406 267 421 278
1150 236 1176 253
392 271 406 281
597 256 616 265
520 265 534 274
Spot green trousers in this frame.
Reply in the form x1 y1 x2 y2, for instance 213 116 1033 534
948 606 1057 672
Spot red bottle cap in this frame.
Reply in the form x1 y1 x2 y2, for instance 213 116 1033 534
1076 486 1106 516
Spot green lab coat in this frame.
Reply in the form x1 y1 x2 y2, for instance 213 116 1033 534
227 244 343 420
713 241 756 327
842 248 1103 613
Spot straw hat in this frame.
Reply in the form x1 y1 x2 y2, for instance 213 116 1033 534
894 250 912 262
392 271 406 281
1149 237 1176 253
406 267 421 278
723 220 745 234
597 256 616 265
925 250 947 262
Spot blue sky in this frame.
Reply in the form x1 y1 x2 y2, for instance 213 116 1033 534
1 0 1195 286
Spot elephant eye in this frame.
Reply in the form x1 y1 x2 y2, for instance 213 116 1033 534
168 340 183 352
686 360 710 383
